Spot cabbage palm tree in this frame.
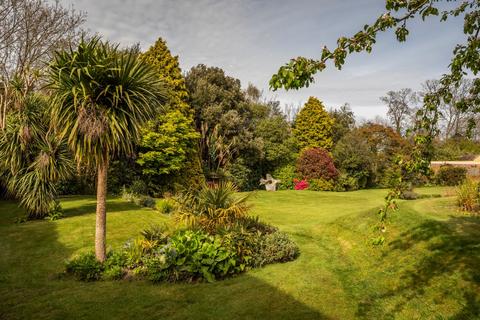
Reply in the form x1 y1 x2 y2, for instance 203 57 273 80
0 92 74 219
48 37 166 261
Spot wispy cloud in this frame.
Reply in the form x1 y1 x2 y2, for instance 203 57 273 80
65 0 466 119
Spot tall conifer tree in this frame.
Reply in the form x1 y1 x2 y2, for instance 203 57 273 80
139 38 203 190
293 97 334 150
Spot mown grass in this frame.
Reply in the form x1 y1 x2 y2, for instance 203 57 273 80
0 188 478 319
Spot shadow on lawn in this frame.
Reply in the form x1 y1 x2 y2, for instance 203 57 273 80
0 200 328 320
0 213 73 320
356 215 480 319
99 275 332 320
61 198 139 218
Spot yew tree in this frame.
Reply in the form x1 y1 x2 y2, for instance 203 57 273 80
293 97 334 150
138 38 202 190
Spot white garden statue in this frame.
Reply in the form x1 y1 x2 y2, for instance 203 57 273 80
260 174 281 191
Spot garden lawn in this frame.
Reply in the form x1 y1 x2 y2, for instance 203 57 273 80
0 188 479 320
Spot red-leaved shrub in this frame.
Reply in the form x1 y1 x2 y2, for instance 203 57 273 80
296 148 338 180
293 179 309 190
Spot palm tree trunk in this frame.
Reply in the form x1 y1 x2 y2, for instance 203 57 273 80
95 158 108 262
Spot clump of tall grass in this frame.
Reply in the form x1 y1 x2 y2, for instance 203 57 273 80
456 179 479 212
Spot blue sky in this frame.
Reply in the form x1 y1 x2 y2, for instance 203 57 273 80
64 0 466 120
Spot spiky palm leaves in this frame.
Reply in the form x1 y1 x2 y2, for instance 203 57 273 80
174 182 250 233
200 123 235 179
0 94 74 218
47 37 166 261
48 37 166 167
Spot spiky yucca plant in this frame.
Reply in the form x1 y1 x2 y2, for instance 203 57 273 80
48 37 166 261
174 182 250 233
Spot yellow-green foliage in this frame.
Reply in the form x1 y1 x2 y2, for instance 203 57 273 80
293 97 334 150
141 38 189 113
138 110 199 176
456 179 479 212
138 38 203 188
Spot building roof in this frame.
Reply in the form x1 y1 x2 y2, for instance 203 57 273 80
431 155 480 165
431 161 480 165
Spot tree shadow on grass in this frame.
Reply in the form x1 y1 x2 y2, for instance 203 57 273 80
0 213 72 320
79 275 331 320
356 215 480 319
61 197 142 218
0 196 138 221
0 200 328 320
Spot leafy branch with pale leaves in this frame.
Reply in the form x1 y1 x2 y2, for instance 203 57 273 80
270 0 480 244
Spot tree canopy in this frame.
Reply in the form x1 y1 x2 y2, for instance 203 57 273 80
48 37 166 261
137 37 201 190
293 97 334 150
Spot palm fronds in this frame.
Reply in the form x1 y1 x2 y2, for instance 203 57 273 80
174 182 250 233
47 36 167 167
0 93 74 218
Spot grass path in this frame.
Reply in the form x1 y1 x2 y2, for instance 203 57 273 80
0 188 479 319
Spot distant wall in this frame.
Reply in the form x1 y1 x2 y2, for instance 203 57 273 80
431 161 480 177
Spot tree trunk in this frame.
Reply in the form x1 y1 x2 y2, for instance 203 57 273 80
95 158 108 262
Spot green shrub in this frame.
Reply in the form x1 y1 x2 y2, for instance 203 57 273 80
103 265 125 280
142 254 170 282
333 132 374 189
253 232 299 267
308 178 335 191
65 250 128 281
130 179 148 195
436 165 467 186
456 179 479 212
141 224 171 243
123 238 149 267
144 230 241 283
122 186 156 209
121 186 137 202
235 215 278 235
103 251 127 280
135 196 156 209
333 174 359 191
400 190 418 200
273 164 297 190
220 228 257 268
65 252 103 281
46 200 64 221
158 198 176 214
225 160 252 191
293 97 334 150
104 250 127 269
